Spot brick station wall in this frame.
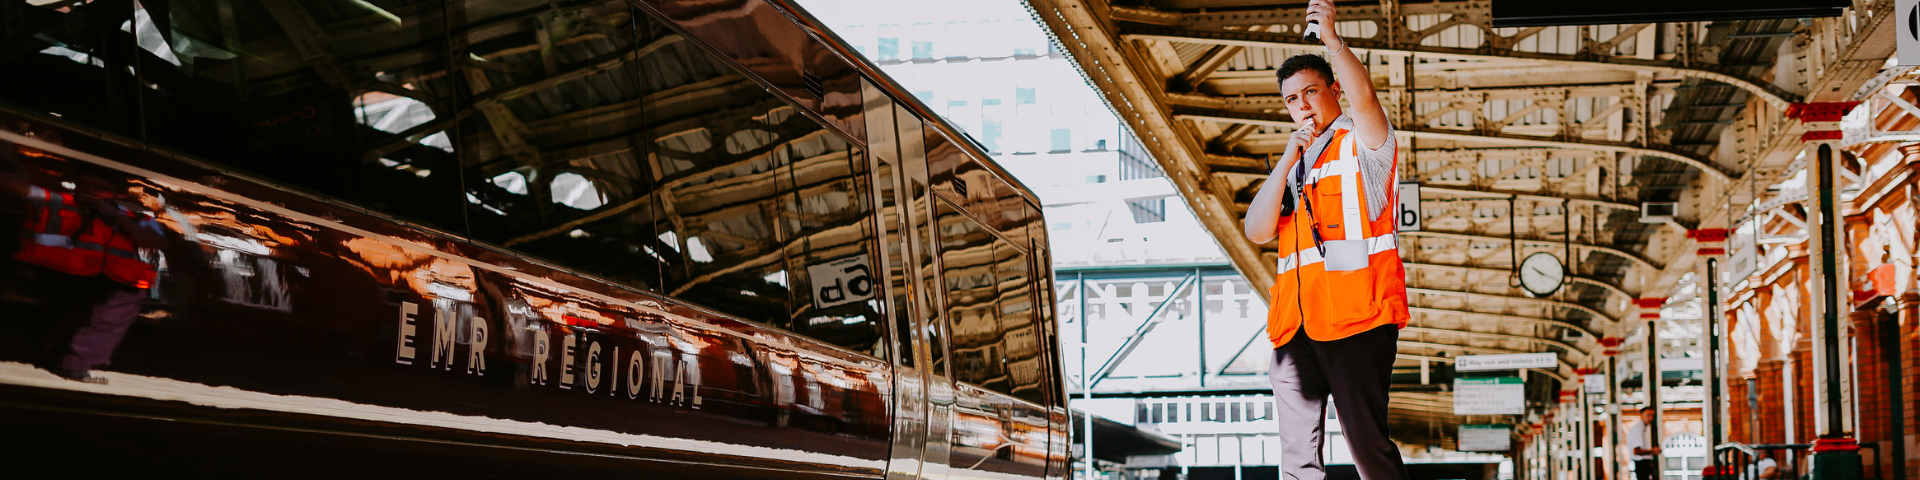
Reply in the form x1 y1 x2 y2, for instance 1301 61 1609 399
1755 359 1787 444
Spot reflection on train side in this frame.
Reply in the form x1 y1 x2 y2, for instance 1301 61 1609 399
0 0 1066 474
0 126 903 474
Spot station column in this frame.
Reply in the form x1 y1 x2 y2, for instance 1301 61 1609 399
1689 229 1729 448
1602 337 1623 480
1636 298 1664 434
1786 101 1864 480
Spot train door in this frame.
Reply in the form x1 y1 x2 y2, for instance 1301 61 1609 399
864 80 954 480
895 104 956 480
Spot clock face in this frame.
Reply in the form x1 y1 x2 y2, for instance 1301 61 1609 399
1519 252 1565 297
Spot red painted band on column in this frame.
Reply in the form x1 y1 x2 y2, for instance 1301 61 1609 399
1784 102 1861 123
1810 437 1860 453
1686 228 1729 242
1802 130 1843 141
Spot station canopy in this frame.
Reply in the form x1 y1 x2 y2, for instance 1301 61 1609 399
1025 0 1896 444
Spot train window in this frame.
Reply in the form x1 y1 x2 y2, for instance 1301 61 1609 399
994 237 1044 405
0 0 144 138
651 102 796 327
777 116 884 355
454 0 669 291
70 0 469 235
939 199 1008 394
433 1 880 355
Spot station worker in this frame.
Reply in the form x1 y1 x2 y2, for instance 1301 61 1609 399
1239 1 1411 480
12 166 164 384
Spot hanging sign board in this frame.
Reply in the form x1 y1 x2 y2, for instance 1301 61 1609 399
1724 220 1758 289
1454 377 1526 415
1454 353 1557 371
1459 424 1513 452
1397 182 1422 231
1583 374 1607 393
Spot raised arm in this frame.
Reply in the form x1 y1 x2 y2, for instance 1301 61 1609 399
1305 0 1390 151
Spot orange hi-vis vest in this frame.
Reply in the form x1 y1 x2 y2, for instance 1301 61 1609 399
1266 127 1410 348
17 187 159 289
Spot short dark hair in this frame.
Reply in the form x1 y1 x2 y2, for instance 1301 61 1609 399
1276 54 1335 87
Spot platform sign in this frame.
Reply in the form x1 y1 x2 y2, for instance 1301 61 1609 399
1901 0 1920 66
1454 377 1526 415
1583 374 1607 393
1724 220 1758 290
1397 182 1422 231
807 254 874 309
1459 424 1513 452
1454 353 1557 372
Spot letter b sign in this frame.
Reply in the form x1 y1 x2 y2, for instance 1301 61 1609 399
1397 182 1422 232
807 254 876 309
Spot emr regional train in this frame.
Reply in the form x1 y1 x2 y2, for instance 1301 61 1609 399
0 0 1067 477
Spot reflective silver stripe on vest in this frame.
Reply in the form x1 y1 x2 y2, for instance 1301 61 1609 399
1337 133 1364 241
33 233 75 248
1275 233 1398 275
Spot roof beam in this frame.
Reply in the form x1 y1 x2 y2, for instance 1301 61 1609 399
1208 167 1642 212
1180 45 1244 90
1399 340 1530 355
1114 16 1796 111
1170 88 1642 111
1403 262 1635 303
1404 287 1622 327
1211 123 1260 152
1402 326 1589 358
1174 107 1737 182
1417 185 1641 213
1399 229 1662 274
1409 306 1598 339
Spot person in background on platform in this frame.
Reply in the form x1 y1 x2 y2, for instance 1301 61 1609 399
14 166 164 384
1746 450 1778 480
1628 406 1663 480
1239 1 1411 480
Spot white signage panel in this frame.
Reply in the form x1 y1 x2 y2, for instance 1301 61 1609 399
1454 377 1526 415
1454 353 1558 372
1901 0 1920 66
1725 220 1758 289
1458 424 1513 452
1583 374 1607 393
807 254 875 309
1397 182 1422 231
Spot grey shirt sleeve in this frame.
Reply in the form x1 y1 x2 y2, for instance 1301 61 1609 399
1354 127 1397 222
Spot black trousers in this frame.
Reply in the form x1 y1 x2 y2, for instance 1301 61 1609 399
1269 324 1408 480
1634 459 1659 480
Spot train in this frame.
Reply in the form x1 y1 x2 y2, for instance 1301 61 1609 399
0 0 1069 478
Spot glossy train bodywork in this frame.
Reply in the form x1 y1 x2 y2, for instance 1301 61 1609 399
0 0 1067 477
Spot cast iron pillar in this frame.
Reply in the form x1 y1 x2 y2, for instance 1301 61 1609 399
1636 298 1665 439
1603 337 1623 480
1691 229 1730 448
1787 101 1864 480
